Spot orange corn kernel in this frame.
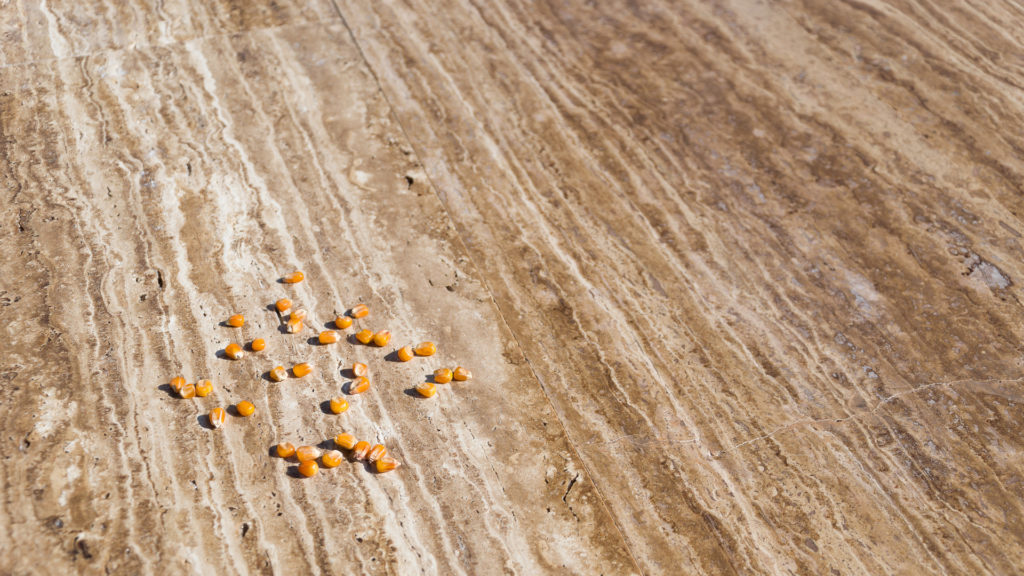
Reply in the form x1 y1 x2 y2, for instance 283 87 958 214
335 315 353 329
209 407 227 429
270 366 287 382
355 329 373 344
291 309 308 321
352 441 371 460
286 317 304 334
375 455 401 473
329 396 349 414
237 401 255 417
283 271 305 284
372 330 391 347
225 343 244 360
416 381 437 398
414 342 437 357
275 298 292 314
170 376 186 393
227 314 245 327
349 376 370 395
453 366 473 381
298 460 319 477
293 363 313 378
397 345 414 362
251 338 266 352
321 450 343 468
276 442 296 458
179 383 197 399
350 304 369 319
367 444 387 463
335 433 357 450
195 379 214 397
433 368 453 384
296 445 321 463
352 362 368 378
318 330 339 345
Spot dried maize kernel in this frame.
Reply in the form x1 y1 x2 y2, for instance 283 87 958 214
453 366 473 381
349 376 370 395
367 444 387 463
329 396 349 414
352 362 368 378
318 330 339 345
291 309 308 321
350 304 369 319
397 345 414 362
372 330 391 347
355 329 373 344
225 343 244 360
170 376 185 393
414 342 437 356
270 366 287 382
237 400 255 417
227 314 245 327
195 379 214 397
209 407 226 429
292 363 313 378
251 338 266 352
298 460 318 477
296 445 321 463
416 381 437 398
286 317 304 334
276 442 296 458
335 315 353 329
375 456 401 473
352 441 370 460
433 368 453 384
335 433 357 450
275 298 292 314
179 382 196 399
321 450 343 468
283 271 304 284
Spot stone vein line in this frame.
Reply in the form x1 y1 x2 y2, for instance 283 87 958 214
327 2 646 573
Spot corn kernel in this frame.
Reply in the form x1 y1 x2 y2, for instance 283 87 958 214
433 368 453 384
291 309 308 321
335 433 357 450
286 317 304 334
276 442 296 458
397 345 414 362
375 455 401 473
416 381 437 398
414 342 437 356
355 329 373 344
195 379 214 397
293 363 313 378
209 407 226 429
296 445 320 463
453 366 473 381
350 304 369 319
270 366 287 382
372 330 391 347
321 450 343 468
352 362 368 378
237 400 255 417
225 342 244 360
318 330 339 345
283 271 305 284
251 338 266 352
227 314 245 327
349 376 370 395
298 460 318 477
275 298 292 314
179 382 196 399
367 444 387 463
329 396 349 414
170 376 185 393
335 315 353 329
352 441 370 460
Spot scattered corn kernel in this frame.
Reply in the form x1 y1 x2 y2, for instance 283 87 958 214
321 450 343 468
397 345 414 362
293 363 313 378
335 315 353 329
251 338 266 352
335 433 357 450
367 444 387 463
352 441 371 460
352 362 368 378
329 396 349 414
227 314 245 327
349 376 370 395
350 304 369 319
237 401 255 417
453 366 473 381
414 341 437 356
225 342 244 360
283 271 305 284
375 455 401 473
179 383 197 399
270 366 287 382
319 330 339 345
355 329 373 344
433 368 453 384
372 330 391 347
296 445 321 463
209 407 226 429
276 442 296 458
275 298 292 314
292 309 308 321
416 381 437 398
170 376 185 393
286 317 304 334
298 460 319 477
196 379 214 397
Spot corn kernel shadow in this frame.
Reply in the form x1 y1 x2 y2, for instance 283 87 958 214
403 387 425 398
260 371 276 383
383 350 402 362
197 414 216 430
319 400 335 415
157 384 176 397
285 466 305 478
